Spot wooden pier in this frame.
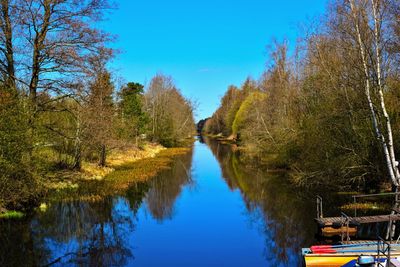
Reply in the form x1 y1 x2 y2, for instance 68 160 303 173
315 194 400 240
316 214 400 228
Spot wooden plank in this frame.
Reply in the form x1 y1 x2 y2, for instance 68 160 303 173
341 240 378 245
340 240 400 245
391 259 400 267
316 214 400 227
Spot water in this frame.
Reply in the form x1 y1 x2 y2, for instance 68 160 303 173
0 139 324 267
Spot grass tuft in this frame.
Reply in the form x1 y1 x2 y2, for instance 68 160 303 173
0 210 25 219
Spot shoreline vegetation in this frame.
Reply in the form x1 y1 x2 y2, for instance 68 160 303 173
45 143 167 191
0 142 193 218
46 144 193 204
203 133 393 192
0 1 197 215
199 0 400 191
0 73 196 215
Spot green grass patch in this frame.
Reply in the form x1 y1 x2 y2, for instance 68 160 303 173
0 210 25 219
341 202 391 212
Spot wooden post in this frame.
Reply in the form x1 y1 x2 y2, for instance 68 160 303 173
354 195 357 217
317 196 323 219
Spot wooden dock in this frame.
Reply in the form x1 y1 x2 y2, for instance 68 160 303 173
316 214 400 227
340 240 400 245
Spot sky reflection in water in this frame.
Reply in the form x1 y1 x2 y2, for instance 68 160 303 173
1 140 318 266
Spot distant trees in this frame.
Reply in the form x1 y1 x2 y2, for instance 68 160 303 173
145 74 195 147
204 0 400 189
204 82 255 138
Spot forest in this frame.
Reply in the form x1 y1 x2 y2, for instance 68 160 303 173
202 0 400 190
0 0 195 213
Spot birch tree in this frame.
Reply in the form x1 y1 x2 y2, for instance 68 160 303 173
348 0 400 186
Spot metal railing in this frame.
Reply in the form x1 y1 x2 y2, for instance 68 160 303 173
377 237 391 267
351 192 400 217
341 212 351 242
317 195 323 219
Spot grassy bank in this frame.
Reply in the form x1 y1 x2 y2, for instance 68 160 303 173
44 146 192 203
45 143 166 191
0 143 192 217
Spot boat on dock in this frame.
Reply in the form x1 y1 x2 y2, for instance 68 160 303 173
302 242 400 266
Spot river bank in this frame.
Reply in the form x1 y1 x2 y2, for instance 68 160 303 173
0 143 192 218
45 143 166 191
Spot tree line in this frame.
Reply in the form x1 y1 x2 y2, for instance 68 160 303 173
203 0 400 189
0 0 195 211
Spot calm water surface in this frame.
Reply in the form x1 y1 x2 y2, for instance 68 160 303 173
1 139 327 266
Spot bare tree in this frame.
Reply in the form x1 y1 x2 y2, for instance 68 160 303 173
145 74 195 147
14 0 114 115
0 0 16 89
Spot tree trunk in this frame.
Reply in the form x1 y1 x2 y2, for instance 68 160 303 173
72 118 82 170
29 0 51 110
1 0 15 90
371 0 400 185
349 0 399 186
99 144 106 167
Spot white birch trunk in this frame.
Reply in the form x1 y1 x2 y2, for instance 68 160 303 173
349 0 398 186
370 0 400 185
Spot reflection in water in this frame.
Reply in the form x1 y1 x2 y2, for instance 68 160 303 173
0 149 194 266
31 197 135 266
0 218 37 266
1 140 342 266
144 149 193 221
205 138 316 266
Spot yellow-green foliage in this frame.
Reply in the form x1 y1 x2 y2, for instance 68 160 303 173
225 98 243 134
0 210 25 219
341 202 390 213
232 92 266 134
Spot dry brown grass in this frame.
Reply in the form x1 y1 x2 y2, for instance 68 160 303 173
46 146 192 202
107 143 165 167
105 147 190 192
45 143 166 190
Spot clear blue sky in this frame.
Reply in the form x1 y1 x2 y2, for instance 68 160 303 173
101 0 327 121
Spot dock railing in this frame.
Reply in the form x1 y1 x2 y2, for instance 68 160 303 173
317 195 323 219
377 237 391 267
352 192 400 217
341 212 351 242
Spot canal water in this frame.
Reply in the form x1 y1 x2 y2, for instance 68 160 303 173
0 139 332 266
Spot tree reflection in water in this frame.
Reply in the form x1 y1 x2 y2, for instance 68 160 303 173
0 149 194 266
32 197 136 266
205 137 316 266
0 183 147 266
144 148 194 221
0 141 325 266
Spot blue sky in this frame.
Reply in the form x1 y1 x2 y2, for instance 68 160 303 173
102 0 327 120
